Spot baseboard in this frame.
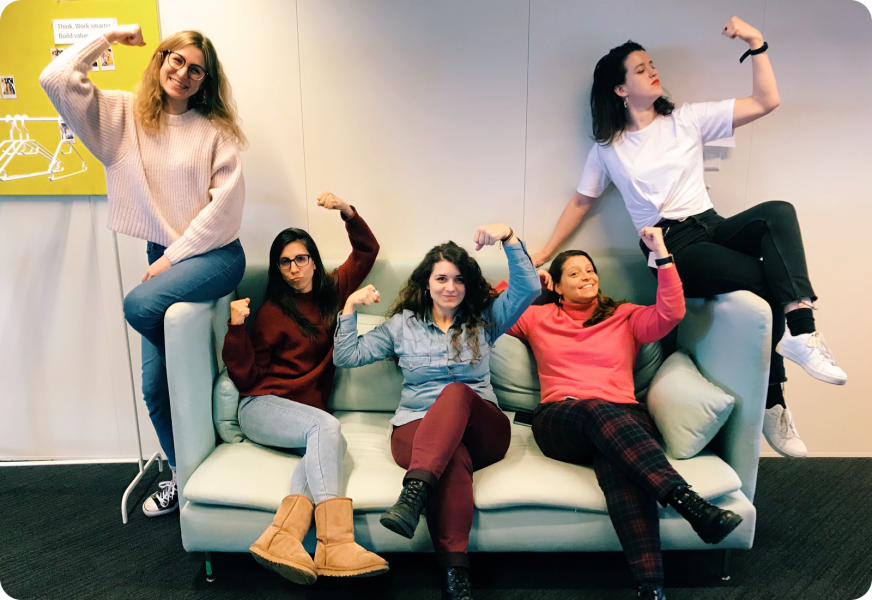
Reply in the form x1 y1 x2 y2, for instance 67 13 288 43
759 452 872 458
0 457 146 467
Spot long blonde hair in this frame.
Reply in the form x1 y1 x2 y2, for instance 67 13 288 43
133 30 247 147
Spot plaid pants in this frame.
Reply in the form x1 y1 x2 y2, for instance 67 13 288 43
532 398 686 585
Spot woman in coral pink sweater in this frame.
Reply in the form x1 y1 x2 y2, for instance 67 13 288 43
507 227 741 600
40 24 246 518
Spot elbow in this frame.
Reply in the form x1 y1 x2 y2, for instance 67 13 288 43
764 93 780 114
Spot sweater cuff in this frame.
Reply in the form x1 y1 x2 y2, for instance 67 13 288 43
341 205 358 222
226 322 248 336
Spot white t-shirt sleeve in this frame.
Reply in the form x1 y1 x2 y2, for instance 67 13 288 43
576 143 611 198
687 98 736 145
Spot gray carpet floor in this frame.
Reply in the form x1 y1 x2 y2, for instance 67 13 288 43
1 458 871 599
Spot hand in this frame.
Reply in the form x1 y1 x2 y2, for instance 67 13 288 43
639 227 668 258
107 24 145 47
344 285 380 314
141 254 172 282
473 223 514 251
722 16 763 48
230 298 251 325
538 269 554 291
316 191 353 218
531 252 549 268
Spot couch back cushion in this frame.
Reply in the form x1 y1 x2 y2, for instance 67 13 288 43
219 254 658 420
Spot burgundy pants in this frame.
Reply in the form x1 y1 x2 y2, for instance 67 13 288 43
390 382 511 567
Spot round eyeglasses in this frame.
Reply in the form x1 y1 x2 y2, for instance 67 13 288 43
279 255 311 270
162 50 207 81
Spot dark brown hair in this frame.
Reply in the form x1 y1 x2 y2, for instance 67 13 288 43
590 40 675 145
545 250 625 327
388 241 495 363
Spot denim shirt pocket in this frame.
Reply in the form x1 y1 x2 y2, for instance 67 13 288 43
399 354 432 370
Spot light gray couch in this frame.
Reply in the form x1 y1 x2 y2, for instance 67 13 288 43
163 255 769 578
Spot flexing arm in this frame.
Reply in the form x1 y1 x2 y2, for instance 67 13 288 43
630 227 686 344
319 192 380 302
723 16 780 129
222 302 275 391
532 192 596 267
39 25 144 165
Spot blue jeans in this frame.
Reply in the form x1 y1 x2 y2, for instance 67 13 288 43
238 395 347 504
125 239 245 469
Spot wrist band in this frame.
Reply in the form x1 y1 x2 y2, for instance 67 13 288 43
654 255 674 267
500 228 515 243
739 41 768 64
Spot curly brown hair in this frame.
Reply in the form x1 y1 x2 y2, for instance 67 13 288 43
544 250 625 327
388 242 496 364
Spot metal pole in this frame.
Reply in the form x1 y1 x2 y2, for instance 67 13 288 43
112 231 162 524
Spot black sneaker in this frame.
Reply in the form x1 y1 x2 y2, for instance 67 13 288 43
637 583 666 599
442 566 473 600
142 479 178 517
379 478 431 539
667 484 742 544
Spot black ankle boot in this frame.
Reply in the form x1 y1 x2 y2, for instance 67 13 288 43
379 478 431 539
667 484 742 544
636 583 666 599
442 566 473 600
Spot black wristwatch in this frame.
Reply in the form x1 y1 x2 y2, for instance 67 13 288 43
654 255 675 268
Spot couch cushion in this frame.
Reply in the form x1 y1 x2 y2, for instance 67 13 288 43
490 335 664 412
213 368 245 443
646 350 736 459
186 410 741 515
473 420 742 512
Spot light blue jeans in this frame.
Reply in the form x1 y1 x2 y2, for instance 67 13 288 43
125 239 245 469
238 395 347 504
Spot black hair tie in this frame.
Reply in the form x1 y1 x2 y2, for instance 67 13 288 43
739 41 769 64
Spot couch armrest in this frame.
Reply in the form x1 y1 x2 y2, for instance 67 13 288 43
165 296 230 502
676 291 770 502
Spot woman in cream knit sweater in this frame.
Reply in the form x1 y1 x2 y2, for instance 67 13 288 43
40 24 247 517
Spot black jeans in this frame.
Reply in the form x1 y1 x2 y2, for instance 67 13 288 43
640 201 816 385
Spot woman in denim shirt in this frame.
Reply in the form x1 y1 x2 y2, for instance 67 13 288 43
334 223 540 600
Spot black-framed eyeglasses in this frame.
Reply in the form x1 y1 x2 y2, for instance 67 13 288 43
162 50 207 81
279 255 311 270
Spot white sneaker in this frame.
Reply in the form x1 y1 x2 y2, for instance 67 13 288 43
762 405 808 458
776 331 847 385
142 477 178 517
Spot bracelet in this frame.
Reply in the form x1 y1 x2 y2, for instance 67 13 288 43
500 227 515 244
739 41 768 64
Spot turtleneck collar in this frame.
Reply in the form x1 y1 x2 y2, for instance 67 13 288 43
560 298 598 322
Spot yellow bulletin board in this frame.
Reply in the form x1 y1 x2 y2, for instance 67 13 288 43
0 0 160 195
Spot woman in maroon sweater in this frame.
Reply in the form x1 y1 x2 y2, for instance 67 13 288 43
509 227 741 600
222 192 387 586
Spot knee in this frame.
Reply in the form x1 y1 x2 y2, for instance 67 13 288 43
760 200 797 223
439 382 474 404
314 414 345 444
123 286 157 331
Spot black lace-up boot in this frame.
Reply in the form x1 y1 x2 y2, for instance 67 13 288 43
441 566 473 600
636 583 666 599
379 478 432 539
667 484 743 544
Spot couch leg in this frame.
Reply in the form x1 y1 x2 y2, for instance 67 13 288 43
720 549 732 581
205 551 216 583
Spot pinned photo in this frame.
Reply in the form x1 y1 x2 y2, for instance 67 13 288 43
1 76 16 99
59 119 75 142
50 47 65 61
89 59 99 72
100 47 115 71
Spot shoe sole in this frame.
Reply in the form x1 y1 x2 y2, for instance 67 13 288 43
250 549 317 585
762 428 808 458
316 564 390 578
702 512 744 544
776 343 847 385
379 511 417 539
142 502 178 517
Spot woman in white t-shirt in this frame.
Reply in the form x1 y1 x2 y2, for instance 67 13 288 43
531 17 846 462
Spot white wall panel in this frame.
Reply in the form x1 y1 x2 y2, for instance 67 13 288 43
297 0 530 261
743 0 871 455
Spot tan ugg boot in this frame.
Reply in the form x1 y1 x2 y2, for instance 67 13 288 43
313 497 390 578
249 494 318 585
